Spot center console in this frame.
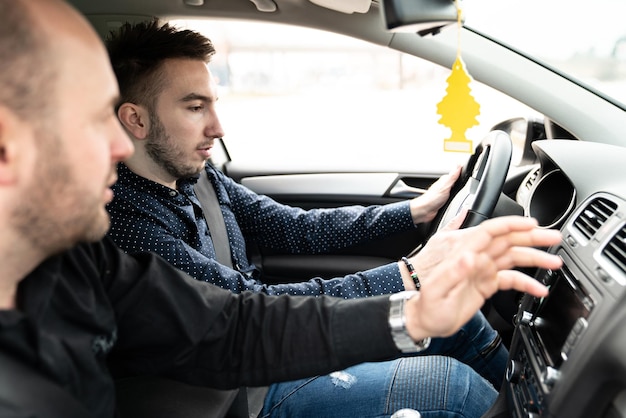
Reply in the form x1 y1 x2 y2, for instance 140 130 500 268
506 252 594 417
504 193 626 418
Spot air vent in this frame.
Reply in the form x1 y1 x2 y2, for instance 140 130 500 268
602 224 626 274
573 197 618 240
524 167 540 191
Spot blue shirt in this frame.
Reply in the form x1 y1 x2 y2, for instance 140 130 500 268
107 163 415 298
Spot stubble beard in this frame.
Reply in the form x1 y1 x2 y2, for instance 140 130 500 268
12 132 110 255
144 111 205 180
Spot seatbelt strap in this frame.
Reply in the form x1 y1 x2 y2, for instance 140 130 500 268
194 171 269 416
193 170 233 268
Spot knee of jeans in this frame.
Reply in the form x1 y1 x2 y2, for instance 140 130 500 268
259 378 319 418
388 356 497 418
449 360 499 417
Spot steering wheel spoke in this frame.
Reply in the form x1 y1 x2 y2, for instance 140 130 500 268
430 130 513 234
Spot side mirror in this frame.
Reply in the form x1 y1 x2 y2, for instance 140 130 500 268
381 0 458 35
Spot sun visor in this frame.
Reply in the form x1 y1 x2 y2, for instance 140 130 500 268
308 0 372 14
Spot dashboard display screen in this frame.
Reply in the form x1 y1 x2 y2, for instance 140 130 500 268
532 267 592 367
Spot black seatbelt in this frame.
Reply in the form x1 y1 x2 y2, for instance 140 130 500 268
193 170 268 417
194 170 233 268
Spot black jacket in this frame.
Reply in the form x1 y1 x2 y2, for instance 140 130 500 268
0 237 398 417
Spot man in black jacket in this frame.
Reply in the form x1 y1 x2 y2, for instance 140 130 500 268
0 0 563 417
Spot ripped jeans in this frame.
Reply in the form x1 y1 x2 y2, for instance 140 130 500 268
259 311 505 418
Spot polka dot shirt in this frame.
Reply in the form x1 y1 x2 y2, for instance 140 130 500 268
107 163 416 298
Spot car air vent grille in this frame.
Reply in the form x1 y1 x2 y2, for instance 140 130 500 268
573 197 618 240
524 168 540 190
602 224 626 274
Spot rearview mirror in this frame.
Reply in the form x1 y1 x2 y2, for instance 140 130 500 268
381 0 458 35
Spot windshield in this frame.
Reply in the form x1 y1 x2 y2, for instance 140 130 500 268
463 0 626 106
170 1 626 169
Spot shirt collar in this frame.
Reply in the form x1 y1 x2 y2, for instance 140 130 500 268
115 163 200 199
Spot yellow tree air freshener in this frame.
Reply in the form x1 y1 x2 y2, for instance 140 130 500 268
436 3 479 153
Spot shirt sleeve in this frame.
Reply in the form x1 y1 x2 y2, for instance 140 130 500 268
100 240 400 389
217 170 416 253
107 168 407 299
109 206 405 297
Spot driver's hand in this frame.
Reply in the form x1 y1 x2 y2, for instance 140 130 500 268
409 166 462 225
403 216 562 340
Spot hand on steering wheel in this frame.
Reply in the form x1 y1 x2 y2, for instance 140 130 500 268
430 130 513 234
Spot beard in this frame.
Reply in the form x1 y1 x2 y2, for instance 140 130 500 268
12 131 110 255
144 111 205 180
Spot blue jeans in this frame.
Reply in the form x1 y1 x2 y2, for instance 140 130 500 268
259 311 504 418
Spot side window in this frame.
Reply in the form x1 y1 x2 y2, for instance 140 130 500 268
172 19 537 170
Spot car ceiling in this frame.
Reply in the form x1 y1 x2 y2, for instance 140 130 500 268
67 0 394 46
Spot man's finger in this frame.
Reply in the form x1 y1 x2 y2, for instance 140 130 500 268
463 221 562 256
441 208 468 231
432 165 462 191
494 246 563 271
470 216 539 238
496 270 549 298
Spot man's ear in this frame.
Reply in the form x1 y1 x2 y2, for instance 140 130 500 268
0 106 25 186
117 103 149 140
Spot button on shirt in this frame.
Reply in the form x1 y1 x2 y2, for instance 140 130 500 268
107 163 415 298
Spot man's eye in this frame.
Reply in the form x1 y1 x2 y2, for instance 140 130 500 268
189 105 204 112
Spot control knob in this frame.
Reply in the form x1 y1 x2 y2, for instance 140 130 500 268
542 366 561 387
506 360 523 384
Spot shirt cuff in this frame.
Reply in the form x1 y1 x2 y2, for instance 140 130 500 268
360 263 406 296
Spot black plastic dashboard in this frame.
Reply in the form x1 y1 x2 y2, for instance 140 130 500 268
505 140 626 418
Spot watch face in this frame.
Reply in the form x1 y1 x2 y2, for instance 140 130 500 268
389 291 429 353
389 290 419 301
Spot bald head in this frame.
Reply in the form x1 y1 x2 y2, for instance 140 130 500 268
0 0 105 124
25 0 104 46
0 0 132 258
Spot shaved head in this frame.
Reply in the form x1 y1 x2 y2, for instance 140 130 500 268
0 0 55 124
0 0 133 255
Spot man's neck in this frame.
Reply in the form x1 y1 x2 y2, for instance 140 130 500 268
0 237 46 310
123 155 178 190
0 283 17 310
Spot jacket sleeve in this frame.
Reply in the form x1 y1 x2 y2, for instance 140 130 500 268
101 240 400 388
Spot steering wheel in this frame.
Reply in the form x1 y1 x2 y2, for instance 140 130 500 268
428 129 513 235
417 130 515 328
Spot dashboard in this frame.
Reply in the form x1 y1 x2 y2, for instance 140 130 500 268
505 140 626 418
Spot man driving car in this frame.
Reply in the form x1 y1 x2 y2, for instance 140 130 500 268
106 20 537 418
0 1 563 417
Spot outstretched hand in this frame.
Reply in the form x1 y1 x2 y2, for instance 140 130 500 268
409 166 462 224
407 209 552 286
403 216 562 341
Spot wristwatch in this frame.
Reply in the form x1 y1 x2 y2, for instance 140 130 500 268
388 291 431 353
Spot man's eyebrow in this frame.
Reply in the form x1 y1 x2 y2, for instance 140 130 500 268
180 93 215 103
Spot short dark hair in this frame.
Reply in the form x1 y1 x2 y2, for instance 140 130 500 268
106 19 216 111
0 1 56 124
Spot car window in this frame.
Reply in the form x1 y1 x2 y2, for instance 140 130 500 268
172 19 539 171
